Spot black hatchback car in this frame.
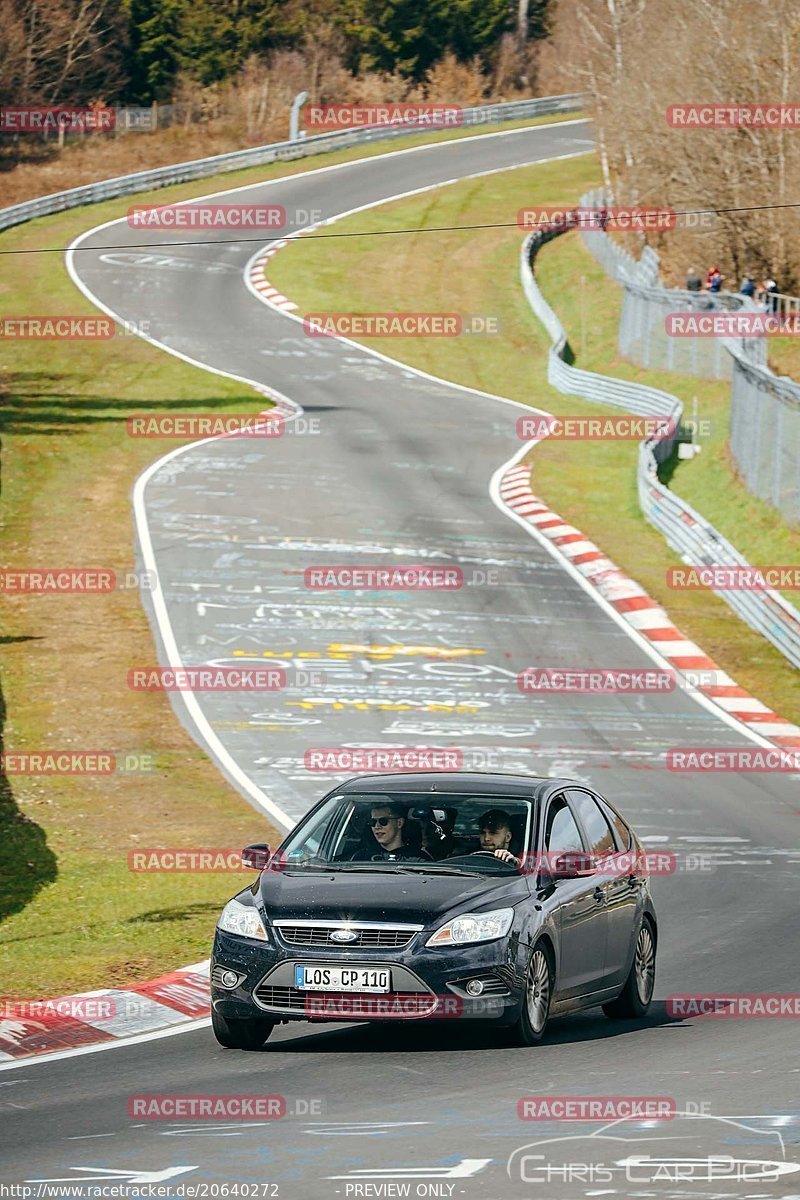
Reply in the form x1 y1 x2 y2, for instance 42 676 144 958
211 772 657 1049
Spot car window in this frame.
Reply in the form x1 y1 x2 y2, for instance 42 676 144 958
598 797 632 851
567 789 616 856
544 795 585 853
277 792 534 872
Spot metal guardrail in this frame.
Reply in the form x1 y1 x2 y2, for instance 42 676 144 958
521 223 800 671
764 291 800 320
0 94 583 235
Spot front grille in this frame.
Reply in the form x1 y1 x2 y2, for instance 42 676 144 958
274 922 419 949
254 985 308 1012
253 984 438 1017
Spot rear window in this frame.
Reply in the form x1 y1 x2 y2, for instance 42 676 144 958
567 789 616 857
599 798 632 851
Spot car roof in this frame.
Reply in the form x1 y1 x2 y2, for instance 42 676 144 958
335 771 577 798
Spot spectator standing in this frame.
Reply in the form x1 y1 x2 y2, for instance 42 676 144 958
740 274 756 298
761 277 779 312
707 266 724 292
686 267 702 292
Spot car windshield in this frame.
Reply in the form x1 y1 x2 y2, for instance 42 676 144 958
274 792 534 873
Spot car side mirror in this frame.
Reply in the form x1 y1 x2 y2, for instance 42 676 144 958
550 851 596 879
241 843 270 870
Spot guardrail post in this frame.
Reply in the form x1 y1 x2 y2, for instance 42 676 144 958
290 92 309 142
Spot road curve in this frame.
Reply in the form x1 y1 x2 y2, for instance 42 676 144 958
3 120 798 1196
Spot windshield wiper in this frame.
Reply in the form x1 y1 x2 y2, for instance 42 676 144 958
395 864 484 876
340 864 423 874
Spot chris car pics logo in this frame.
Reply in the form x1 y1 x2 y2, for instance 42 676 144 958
507 1113 800 1186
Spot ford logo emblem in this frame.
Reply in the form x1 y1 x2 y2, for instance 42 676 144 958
330 928 358 943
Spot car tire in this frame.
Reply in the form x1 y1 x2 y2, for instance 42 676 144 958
506 941 553 1046
602 918 656 1019
212 1006 275 1050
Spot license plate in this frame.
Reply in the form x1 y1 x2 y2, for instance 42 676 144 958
294 965 391 992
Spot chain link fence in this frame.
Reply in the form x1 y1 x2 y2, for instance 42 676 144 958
728 348 800 521
579 190 800 525
521 224 800 670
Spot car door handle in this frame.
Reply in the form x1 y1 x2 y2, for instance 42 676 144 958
593 886 605 904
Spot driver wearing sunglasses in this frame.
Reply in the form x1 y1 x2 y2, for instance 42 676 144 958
360 802 431 861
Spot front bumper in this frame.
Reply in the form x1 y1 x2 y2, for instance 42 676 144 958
211 926 525 1024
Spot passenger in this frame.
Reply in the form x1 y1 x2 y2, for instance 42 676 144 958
359 802 431 862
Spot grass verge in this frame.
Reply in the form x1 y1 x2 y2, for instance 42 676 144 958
267 153 800 728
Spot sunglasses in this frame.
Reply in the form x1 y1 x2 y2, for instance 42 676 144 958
370 816 396 827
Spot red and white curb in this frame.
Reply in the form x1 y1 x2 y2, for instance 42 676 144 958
0 960 210 1060
499 463 800 750
247 239 298 310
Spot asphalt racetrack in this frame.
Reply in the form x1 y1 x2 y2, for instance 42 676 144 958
3 119 799 1199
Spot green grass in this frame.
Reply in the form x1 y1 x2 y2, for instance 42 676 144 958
0 113 584 997
0 218 277 996
267 154 800 728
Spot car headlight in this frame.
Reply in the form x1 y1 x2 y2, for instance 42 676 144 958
427 907 514 948
217 898 268 941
